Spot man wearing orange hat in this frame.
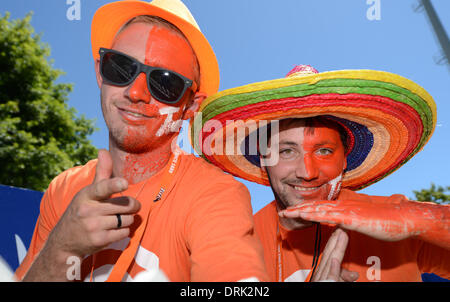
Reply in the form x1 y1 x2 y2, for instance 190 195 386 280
192 64 450 282
15 0 267 282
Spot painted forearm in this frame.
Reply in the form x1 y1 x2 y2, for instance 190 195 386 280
280 196 450 246
412 201 450 249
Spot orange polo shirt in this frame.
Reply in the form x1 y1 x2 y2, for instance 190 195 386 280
254 189 450 282
16 151 268 282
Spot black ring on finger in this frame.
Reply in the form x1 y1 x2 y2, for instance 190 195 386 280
116 214 122 228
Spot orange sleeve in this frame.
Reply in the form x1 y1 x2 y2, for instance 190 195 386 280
185 180 269 282
14 182 61 280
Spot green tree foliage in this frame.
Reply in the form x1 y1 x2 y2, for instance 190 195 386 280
0 12 97 191
413 183 450 205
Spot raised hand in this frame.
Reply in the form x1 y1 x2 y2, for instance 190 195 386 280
312 228 358 282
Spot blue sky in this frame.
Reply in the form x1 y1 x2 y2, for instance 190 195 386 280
2 0 450 213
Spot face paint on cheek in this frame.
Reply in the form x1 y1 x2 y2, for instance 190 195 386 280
156 107 183 137
326 173 343 200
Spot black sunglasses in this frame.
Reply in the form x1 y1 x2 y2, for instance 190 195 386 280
99 48 196 104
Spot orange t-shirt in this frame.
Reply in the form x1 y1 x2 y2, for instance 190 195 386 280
16 151 268 282
254 189 450 282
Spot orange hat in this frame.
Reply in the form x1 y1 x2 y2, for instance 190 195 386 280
91 0 220 97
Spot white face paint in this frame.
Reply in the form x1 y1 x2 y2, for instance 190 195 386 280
156 107 183 137
327 173 343 200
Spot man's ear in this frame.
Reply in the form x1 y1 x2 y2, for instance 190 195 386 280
94 58 103 88
182 91 207 121
343 156 348 171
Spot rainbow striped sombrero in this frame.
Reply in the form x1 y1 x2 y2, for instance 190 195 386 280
190 65 437 190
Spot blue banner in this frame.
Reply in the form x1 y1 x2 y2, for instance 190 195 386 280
0 185 41 271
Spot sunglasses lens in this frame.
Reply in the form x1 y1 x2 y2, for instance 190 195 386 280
101 52 138 85
148 70 187 103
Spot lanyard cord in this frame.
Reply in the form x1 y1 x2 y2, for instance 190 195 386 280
276 222 322 282
309 223 322 282
276 225 282 282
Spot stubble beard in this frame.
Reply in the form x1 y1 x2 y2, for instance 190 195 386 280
101 92 159 155
267 173 313 230
268 174 344 230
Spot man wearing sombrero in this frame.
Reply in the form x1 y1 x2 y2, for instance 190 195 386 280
15 0 268 282
192 65 450 281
